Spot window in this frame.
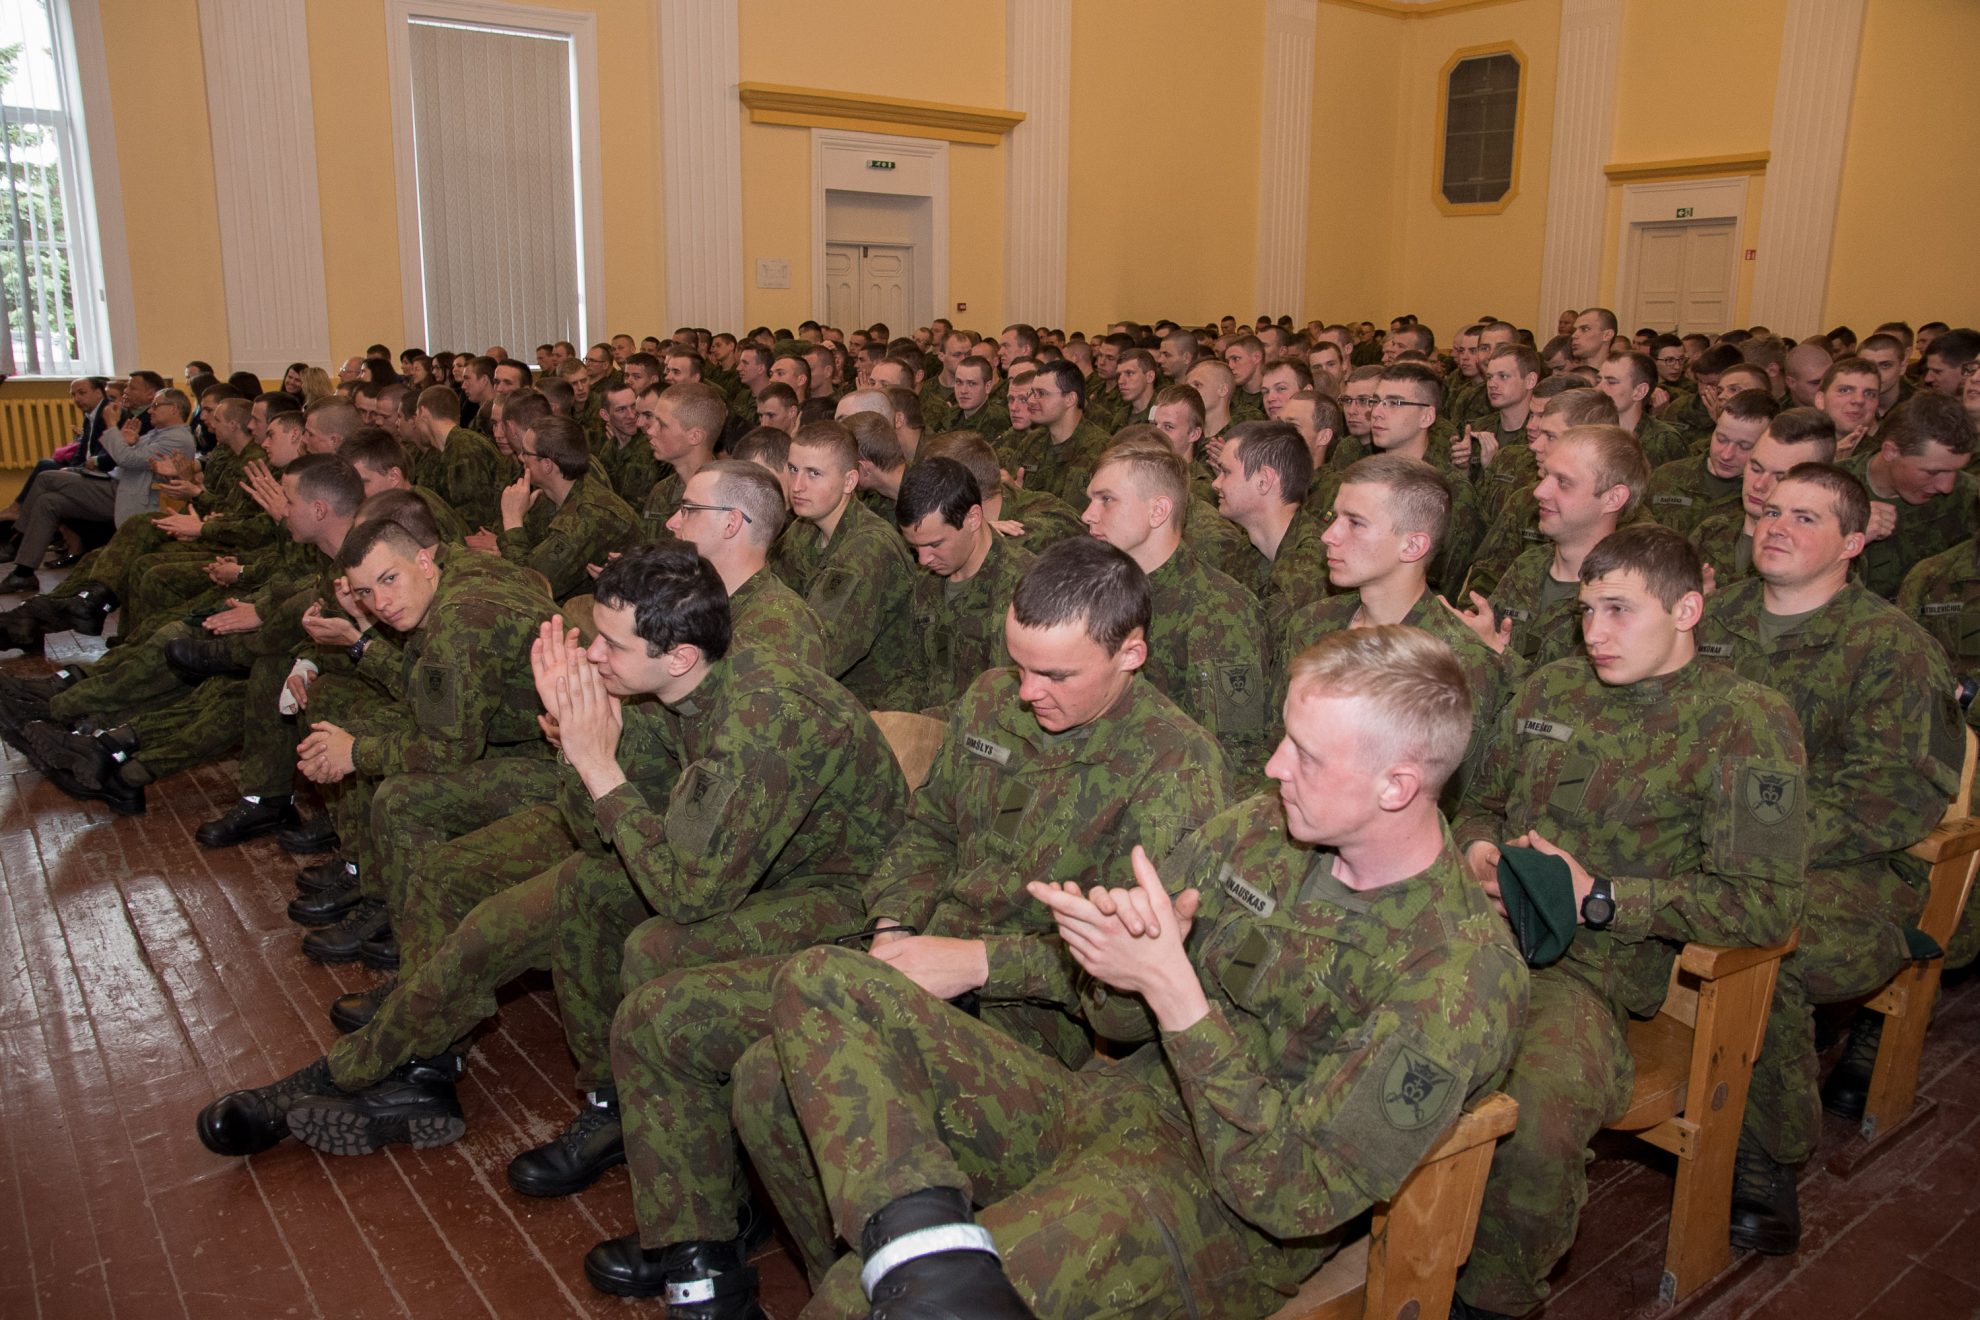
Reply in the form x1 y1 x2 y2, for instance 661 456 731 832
397 7 594 353
0 0 110 374
1436 46 1524 216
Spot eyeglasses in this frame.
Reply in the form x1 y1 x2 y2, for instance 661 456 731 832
1372 396 1432 410
1341 394 1378 408
676 500 752 524
1962 361 1979 378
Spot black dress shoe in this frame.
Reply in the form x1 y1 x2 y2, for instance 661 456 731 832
165 635 251 682
288 880 363 927
45 548 81 569
330 978 396 1034
862 1187 1035 1319
0 565 40 595
302 899 389 963
286 1053 466 1156
583 1235 763 1313
277 814 340 855
358 931 400 972
196 1057 339 1156
1728 1133 1801 1255
1820 1009 1885 1122
296 857 357 894
507 1089 625 1197
195 795 301 848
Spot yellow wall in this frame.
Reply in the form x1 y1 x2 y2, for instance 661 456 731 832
1308 5 1405 324
1825 0 1980 332
1063 0 1265 330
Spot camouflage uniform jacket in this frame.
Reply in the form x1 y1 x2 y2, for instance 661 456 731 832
347 558 555 778
729 566 827 674
1896 536 1980 714
1246 507 1333 651
1699 578 1960 887
1657 389 1713 444
1634 413 1690 470
899 531 1033 713
571 648 908 924
1085 804 1527 1249
1002 417 1112 508
497 472 642 602
590 428 666 508
1646 454 1742 539
416 425 506 531
998 483 1085 549
770 495 917 706
862 670 1228 1065
1144 542 1272 784
1843 450 1980 599
191 440 280 551
1690 509 1754 589
1453 656 1808 1016
1488 544 1586 671
640 469 686 543
954 401 1012 439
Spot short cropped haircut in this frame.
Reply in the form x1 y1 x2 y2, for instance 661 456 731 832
1095 433 1190 519
1152 382 1205 430
417 384 461 424
1765 407 1838 461
258 390 303 420
1778 462 1871 537
1925 328 1980 369
1578 523 1703 609
1340 454 1452 554
537 376 575 416
1227 419 1313 506
1379 360 1444 410
1544 388 1620 428
729 426 791 472
1286 625 1471 791
886 386 924 431
843 410 904 470
1010 537 1151 656
1038 358 1087 409
1556 424 1651 516
1265 357 1314 390
699 459 788 546
1692 343 1744 377
1303 391 1347 441
664 381 728 443
896 456 982 531
356 488 443 546
210 396 251 431
1117 348 1158 378
336 513 426 572
528 415 592 480
920 431 1001 500
791 420 858 473
285 453 367 518
1820 356 1881 391
1882 393 1977 457
304 397 362 444
758 382 799 411
1720 388 1784 425
593 541 732 661
1606 349 1656 391
504 390 552 436
1487 344 1545 380
337 427 409 481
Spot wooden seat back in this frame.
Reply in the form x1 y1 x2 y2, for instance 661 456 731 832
870 710 946 791
1269 1092 1517 1320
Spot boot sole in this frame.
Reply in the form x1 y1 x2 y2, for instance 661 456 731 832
289 1103 465 1156
30 732 110 791
581 1257 669 1299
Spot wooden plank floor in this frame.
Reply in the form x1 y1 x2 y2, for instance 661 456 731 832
3 674 1978 1318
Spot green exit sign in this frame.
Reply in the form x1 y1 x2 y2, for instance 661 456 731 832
1675 206 1694 218
867 159 896 170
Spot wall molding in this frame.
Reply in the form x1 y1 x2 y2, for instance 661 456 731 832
1005 0 1071 326
196 0 331 375
1536 0 1622 326
1749 0 1867 335
660 2 744 330
1254 0 1317 317
811 130 950 327
739 83 1022 147
1321 0 1527 17
1604 152 1770 184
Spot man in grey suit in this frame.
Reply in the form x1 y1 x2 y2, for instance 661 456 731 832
0 385 198 594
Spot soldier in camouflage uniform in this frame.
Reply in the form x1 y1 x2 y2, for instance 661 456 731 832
1689 410 1839 591
1598 349 1691 468
1110 349 1161 433
742 626 1523 1319
193 544 904 1175
587 379 665 507
951 357 1011 439
1211 420 1331 654
1896 539 1980 969
664 460 826 671
773 421 917 706
916 429 1083 551
891 457 1032 713
998 360 1113 508
1451 524 1808 1319
1463 345 1544 528
1275 455 1511 807
1081 434 1271 790
1463 387 1620 598
636 381 726 541
1644 389 1778 537
495 414 641 601
1697 465 1960 1251
407 385 505 531
1359 362 1488 590
1839 393 1977 598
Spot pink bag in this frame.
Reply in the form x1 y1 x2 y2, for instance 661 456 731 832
50 441 79 463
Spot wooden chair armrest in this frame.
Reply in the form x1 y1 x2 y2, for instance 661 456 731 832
1677 931 1799 981
1906 815 1980 866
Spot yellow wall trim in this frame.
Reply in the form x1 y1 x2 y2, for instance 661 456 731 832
1322 0 1529 18
1603 152 1771 183
1431 43 1527 218
737 83 1023 146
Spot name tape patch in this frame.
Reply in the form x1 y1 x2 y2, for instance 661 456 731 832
963 734 1012 766
1521 717 1572 741
1220 863 1276 919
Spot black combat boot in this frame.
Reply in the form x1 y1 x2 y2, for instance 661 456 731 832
301 897 389 962
288 873 363 925
0 664 81 704
1819 1008 1885 1122
285 1052 466 1155
583 1234 765 1314
860 1186 1035 1319
1727 1131 1801 1255
276 813 340 855
507 1086 625 1196
330 978 396 1033
196 1057 340 1156
196 794 301 848
295 856 357 895
164 635 252 681
46 584 116 636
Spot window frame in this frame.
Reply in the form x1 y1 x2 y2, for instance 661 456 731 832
1432 42 1526 218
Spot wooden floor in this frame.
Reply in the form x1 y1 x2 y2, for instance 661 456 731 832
3 643 1978 1318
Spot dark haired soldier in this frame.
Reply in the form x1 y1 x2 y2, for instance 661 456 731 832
497 414 640 602
998 359 1112 506
893 456 1033 712
1840 393 1977 598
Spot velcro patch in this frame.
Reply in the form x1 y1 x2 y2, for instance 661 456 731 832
1381 1044 1457 1131
1220 863 1276 919
1521 717 1571 741
1743 766 1796 825
1211 661 1266 733
1923 601 1962 617
1652 494 1693 507
813 568 857 619
412 660 461 731
964 733 1011 766
1697 642 1734 658
665 761 738 856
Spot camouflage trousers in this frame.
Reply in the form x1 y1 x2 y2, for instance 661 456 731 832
121 675 244 781
605 894 866 1250
235 652 302 798
304 671 405 896
1458 968 1634 1318
370 759 565 971
1745 864 1924 1165
326 857 567 1090
392 800 573 975
741 946 1306 1320
127 553 235 640
48 619 226 727
45 515 168 602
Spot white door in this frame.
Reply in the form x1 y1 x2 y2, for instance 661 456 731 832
1624 219 1737 336
824 244 860 330
860 244 911 332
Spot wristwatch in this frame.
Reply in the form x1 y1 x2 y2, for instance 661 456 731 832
347 632 372 664
1580 876 1616 930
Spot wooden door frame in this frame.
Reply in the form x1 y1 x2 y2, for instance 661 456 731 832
811 129 947 327
1615 176 1748 336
